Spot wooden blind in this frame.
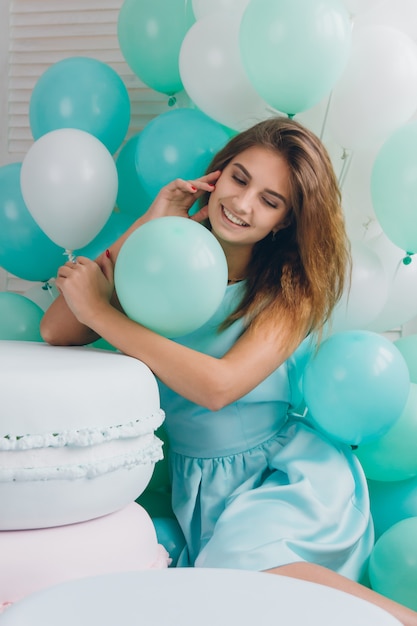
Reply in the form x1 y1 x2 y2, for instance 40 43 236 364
8 0 172 159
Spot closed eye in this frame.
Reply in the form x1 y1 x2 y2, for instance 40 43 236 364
232 174 247 185
262 197 278 208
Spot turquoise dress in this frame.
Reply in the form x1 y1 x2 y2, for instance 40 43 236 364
157 283 374 578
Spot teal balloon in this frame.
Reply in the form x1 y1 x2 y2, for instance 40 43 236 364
135 109 230 199
114 217 228 338
0 292 43 341
239 0 351 115
152 517 185 567
395 334 417 383
146 424 171 493
117 0 195 95
136 490 174 519
29 57 130 154
368 476 417 540
303 330 410 445
355 383 417 482
371 120 417 253
0 163 65 282
287 336 315 412
115 134 153 217
78 211 136 260
369 517 417 611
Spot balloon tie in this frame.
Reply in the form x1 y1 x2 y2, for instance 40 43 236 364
402 252 414 266
390 252 414 283
41 280 55 299
168 95 177 107
338 148 353 189
64 249 77 264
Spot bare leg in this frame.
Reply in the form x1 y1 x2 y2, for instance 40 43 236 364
265 562 417 626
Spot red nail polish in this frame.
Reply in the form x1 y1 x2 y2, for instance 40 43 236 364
105 249 111 258
190 185 197 191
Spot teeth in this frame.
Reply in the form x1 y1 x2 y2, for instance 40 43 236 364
223 206 248 226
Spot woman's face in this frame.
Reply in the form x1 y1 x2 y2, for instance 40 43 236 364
207 145 291 248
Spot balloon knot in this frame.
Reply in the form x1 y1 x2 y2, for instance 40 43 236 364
168 96 177 107
403 252 414 266
64 249 77 264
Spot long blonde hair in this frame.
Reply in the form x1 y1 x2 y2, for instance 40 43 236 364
202 116 350 347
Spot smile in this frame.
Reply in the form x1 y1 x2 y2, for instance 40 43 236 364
222 206 249 227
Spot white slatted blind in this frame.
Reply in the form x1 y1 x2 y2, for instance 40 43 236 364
8 0 173 159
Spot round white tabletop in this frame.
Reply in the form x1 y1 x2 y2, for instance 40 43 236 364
0 568 401 626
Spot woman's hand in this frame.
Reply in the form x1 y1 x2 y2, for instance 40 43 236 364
55 253 114 327
145 170 221 223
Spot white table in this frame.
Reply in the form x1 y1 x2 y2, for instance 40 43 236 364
0 568 401 626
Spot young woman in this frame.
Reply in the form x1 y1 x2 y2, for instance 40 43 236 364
41 117 417 625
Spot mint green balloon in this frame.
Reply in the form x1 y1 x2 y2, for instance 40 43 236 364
395 334 417 384
303 330 410 446
355 383 417 482
371 120 417 253
114 217 228 338
369 517 417 611
368 476 417 540
0 292 43 341
239 0 352 115
118 0 195 96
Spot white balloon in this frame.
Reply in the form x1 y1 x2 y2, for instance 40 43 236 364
343 202 382 245
20 129 118 252
342 0 383 17
191 0 249 20
336 144 387 243
355 0 417 41
329 240 388 333
367 233 417 332
179 13 278 131
328 26 417 149
295 96 332 138
342 150 377 209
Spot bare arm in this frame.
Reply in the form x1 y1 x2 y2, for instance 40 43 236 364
49 254 300 410
268 562 417 626
40 221 146 346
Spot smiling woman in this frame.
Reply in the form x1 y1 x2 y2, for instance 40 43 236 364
207 146 291 252
40 116 417 625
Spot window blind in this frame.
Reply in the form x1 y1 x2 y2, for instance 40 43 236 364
8 0 170 158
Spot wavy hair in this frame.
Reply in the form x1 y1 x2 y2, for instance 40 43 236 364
201 116 351 347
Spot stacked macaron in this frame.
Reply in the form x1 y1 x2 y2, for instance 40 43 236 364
0 340 170 609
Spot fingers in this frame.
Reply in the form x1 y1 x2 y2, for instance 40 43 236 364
188 171 221 193
57 263 75 278
190 205 209 223
173 171 221 193
166 178 208 195
57 256 95 279
100 252 115 284
71 256 91 266
199 170 222 185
